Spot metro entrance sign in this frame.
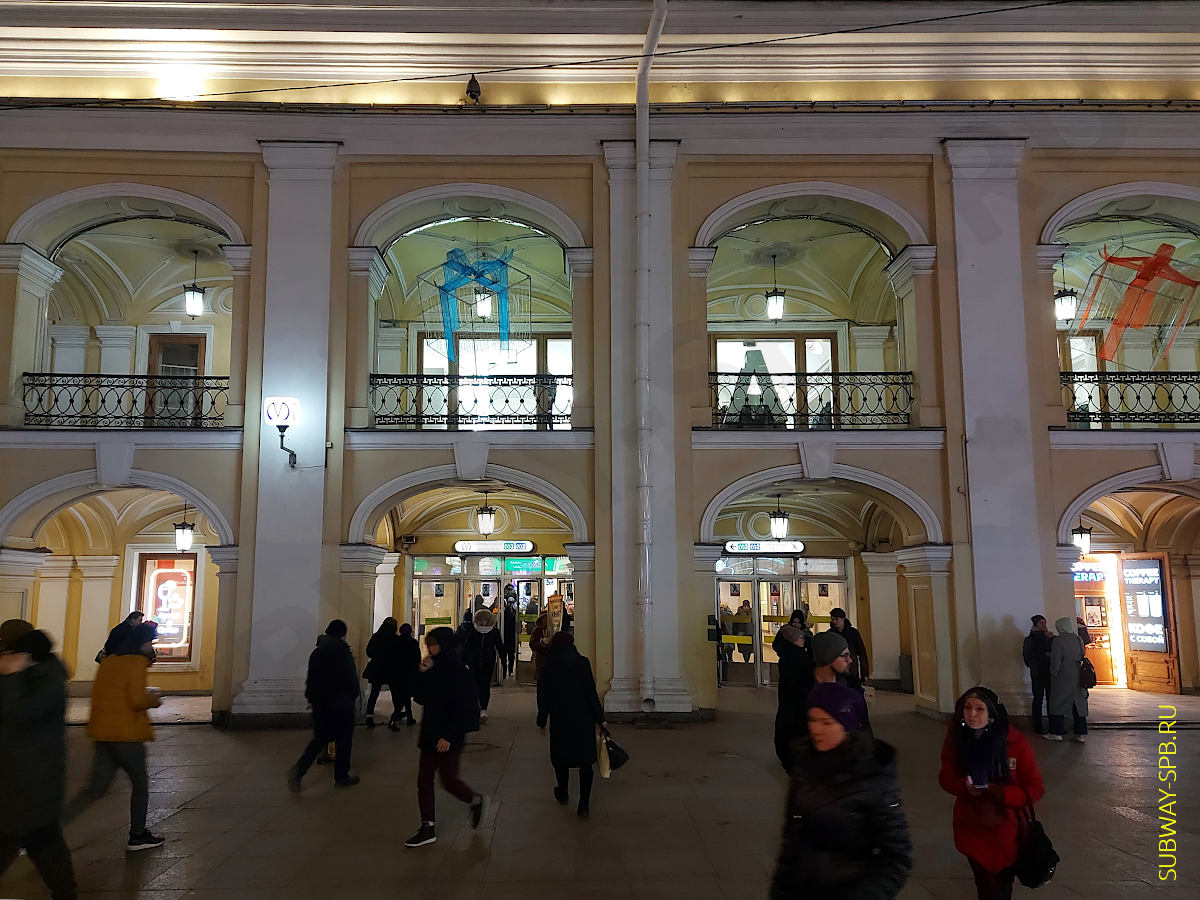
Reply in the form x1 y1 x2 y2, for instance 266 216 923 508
724 540 806 554
453 540 534 553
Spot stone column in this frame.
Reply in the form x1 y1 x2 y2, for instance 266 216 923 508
687 247 717 427
73 556 119 682
375 326 408 376
220 245 253 427
849 326 892 372
564 542 596 663
234 141 339 720
205 545 239 725
859 551 901 684
49 325 90 373
945 139 1054 705
896 545 954 713
374 551 401 631
0 548 50 627
691 544 725 711
0 245 62 426
346 247 389 429
565 248 594 428
33 555 74 652
883 244 938 427
339 544 388 676
1167 326 1200 372
1035 244 1069 427
1121 328 1157 372
94 325 136 375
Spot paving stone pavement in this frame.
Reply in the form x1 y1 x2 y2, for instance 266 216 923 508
2 686 1196 899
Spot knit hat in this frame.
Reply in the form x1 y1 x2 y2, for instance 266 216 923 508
777 624 803 646
0 618 33 652
811 630 849 667
807 681 867 734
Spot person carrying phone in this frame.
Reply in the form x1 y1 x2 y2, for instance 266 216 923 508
938 686 1044 900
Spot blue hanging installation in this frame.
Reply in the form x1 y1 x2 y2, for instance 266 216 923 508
437 248 514 362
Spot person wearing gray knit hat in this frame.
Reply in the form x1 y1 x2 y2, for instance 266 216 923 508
811 630 850 670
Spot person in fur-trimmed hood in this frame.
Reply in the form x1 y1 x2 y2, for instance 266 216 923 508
462 609 502 722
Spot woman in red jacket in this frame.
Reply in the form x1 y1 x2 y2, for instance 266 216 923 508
938 686 1044 900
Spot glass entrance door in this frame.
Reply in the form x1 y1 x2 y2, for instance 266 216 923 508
416 579 461 637
466 580 500 617
760 580 798 684
718 580 757 685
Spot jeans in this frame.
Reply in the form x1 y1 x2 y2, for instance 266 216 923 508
1049 702 1087 736
295 706 354 782
500 644 516 678
64 741 149 835
1030 671 1050 732
554 764 594 806
366 682 384 716
968 857 1014 900
417 750 476 823
0 823 78 900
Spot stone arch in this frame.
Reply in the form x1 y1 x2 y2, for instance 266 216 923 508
7 182 246 256
355 183 586 250
1056 464 1179 545
1041 180 1200 244
700 462 943 545
0 469 236 548
695 181 929 250
348 463 588 545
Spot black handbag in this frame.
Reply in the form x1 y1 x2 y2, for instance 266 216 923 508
1013 794 1059 888
601 728 630 771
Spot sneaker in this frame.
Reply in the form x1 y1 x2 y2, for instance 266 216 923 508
127 831 165 852
577 802 590 820
470 794 484 829
1071 734 1087 743
334 775 361 787
286 765 302 794
553 786 569 805
1043 733 1064 742
404 824 436 848
480 710 489 723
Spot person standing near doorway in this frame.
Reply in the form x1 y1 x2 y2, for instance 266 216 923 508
363 617 401 729
829 607 870 686
1046 616 1089 742
529 612 552 682
405 627 484 848
288 619 361 791
463 609 502 723
0 622 78 899
1022 615 1053 734
733 599 753 663
771 621 814 772
500 598 518 680
393 623 420 728
64 622 165 851
536 632 606 819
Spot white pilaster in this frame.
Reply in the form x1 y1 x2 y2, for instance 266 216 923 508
234 141 339 718
373 551 401 631
0 245 63 424
347 246 389 428
0 548 50 627
945 138 1051 704
849 325 893 372
49 325 90 373
882 244 938 425
1167 327 1200 372
859 551 901 682
896 545 954 713
219 245 253 427
205 545 239 722
73 555 119 682
93 325 137 375
375 326 408 376
32 555 74 651
1121 328 1157 371
565 247 594 428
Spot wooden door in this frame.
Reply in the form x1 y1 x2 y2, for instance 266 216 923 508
1118 553 1181 693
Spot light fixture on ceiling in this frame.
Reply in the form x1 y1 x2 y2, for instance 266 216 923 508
765 253 785 321
1071 518 1092 555
1053 259 1078 322
476 491 497 536
174 499 195 553
474 286 493 319
183 249 204 319
263 396 300 467
768 493 789 539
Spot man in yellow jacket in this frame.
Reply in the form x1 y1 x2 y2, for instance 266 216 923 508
63 622 165 851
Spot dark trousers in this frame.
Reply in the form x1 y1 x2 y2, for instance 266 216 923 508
554 764 594 806
366 682 384 716
64 741 149 835
393 691 414 722
295 706 354 782
1030 671 1050 732
472 667 492 711
0 823 77 900
968 857 1014 900
366 682 407 721
417 750 475 823
500 643 516 677
1049 701 1088 736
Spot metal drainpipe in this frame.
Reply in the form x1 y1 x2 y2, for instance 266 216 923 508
635 0 668 711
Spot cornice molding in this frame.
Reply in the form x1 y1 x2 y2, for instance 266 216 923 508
0 243 63 293
688 247 718 278
883 244 937 297
260 140 340 181
944 138 1027 180
219 244 253 275
564 247 594 279
1034 242 1070 274
347 246 390 301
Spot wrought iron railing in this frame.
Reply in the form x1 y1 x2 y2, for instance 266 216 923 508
1061 371 1200 426
708 371 915 430
370 373 573 429
22 373 229 428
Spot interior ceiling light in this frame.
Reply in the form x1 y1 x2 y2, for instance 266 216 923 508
768 493 789 539
765 252 785 321
474 286 493 319
183 249 204 319
476 491 497 536
1054 287 1079 322
1071 518 1092 555
174 499 195 553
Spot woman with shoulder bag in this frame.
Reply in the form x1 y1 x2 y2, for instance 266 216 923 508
1046 617 1089 742
938 686 1045 900
536 632 606 819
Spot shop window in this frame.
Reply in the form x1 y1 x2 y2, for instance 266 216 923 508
135 553 197 663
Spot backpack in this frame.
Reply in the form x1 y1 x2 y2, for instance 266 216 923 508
1079 656 1098 690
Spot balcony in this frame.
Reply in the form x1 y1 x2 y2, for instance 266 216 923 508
1062 371 1200 428
369 373 572 430
22 373 229 428
707 371 915 430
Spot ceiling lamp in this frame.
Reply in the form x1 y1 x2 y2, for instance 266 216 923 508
474 287 493 319
174 500 195 553
476 491 497 537
768 493 789 539
1054 288 1078 322
1071 518 1092 556
183 249 204 319
765 253 785 322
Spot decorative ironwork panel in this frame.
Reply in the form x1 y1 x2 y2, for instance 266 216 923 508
370 374 573 429
708 371 914 430
1061 371 1200 425
23 373 229 428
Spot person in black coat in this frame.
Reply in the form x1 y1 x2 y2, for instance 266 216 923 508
500 598 518 680
772 622 815 772
98 610 144 662
405 627 483 849
462 609 502 722
392 622 421 728
536 631 606 818
772 682 911 899
288 619 361 791
829 608 870 685
1022 615 1053 734
454 610 474 653
0 623 77 900
363 617 402 729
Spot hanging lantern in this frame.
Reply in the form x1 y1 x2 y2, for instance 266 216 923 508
768 494 789 539
1071 519 1092 556
174 500 195 552
476 491 497 536
1054 287 1078 322
765 253 785 321
474 287 493 319
183 249 204 319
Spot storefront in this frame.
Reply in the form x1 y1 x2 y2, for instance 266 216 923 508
713 542 854 686
1071 552 1181 693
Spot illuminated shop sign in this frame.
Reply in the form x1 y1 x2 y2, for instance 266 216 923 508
137 554 196 663
724 540 806 554
1073 570 1105 583
454 540 534 553
1119 558 1168 654
504 557 543 574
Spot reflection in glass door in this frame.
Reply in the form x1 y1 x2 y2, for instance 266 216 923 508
466 580 500 616
760 580 797 681
718 580 756 684
416 580 461 637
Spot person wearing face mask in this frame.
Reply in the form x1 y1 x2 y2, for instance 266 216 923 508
939 687 1044 900
771 681 911 898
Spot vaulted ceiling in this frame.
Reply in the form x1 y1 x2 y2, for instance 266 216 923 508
37 488 220 555
1083 486 1200 555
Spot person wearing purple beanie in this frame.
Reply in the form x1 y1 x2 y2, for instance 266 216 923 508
771 681 911 898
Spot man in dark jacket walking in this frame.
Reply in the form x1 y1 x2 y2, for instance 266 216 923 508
98 610 143 661
0 622 77 900
1022 615 1053 734
829 608 870 685
288 619 361 791
771 622 815 772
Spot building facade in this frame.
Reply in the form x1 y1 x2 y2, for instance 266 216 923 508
1 1 1199 723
